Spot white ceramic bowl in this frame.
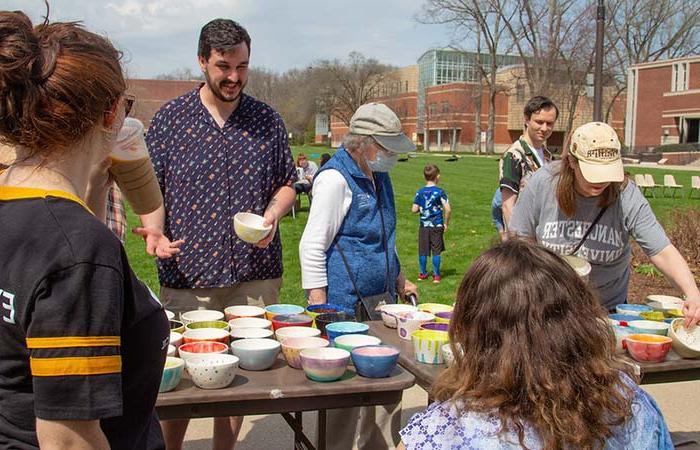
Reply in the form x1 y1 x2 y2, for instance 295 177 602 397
187 354 240 389
224 305 266 321
229 338 281 371
167 344 177 357
646 295 684 312
177 341 229 363
233 212 272 244
378 304 417 328
165 309 175 320
170 331 183 348
627 320 670 336
396 311 435 340
182 328 231 345
333 334 382 353
228 317 272 330
230 327 275 340
615 304 653 317
275 326 322 342
441 343 454 366
181 309 225 325
669 318 700 358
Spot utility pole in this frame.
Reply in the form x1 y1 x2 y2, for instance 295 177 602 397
593 0 605 121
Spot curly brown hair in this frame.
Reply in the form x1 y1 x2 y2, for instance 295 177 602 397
433 239 636 449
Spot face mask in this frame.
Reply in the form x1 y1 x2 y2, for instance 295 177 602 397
367 150 399 172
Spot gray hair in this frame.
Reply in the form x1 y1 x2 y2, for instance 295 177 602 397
342 134 375 152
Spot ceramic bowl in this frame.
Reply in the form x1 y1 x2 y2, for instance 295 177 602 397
229 338 281 371
615 304 653 317
666 309 685 318
411 329 450 364
167 344 177 357
420 322 449 332
165 309 175 320
668 318 700 359
562 254 591 279
264 304 305 321
177 341 229 363
333 334 382 354
305 304 344 326
229 327 274 341
434 311 452 324
377 304 417 328
233 212 272 244
228 317 272 330
441 343 455 366
224 305 265 321
185 320 230 332
627 320 670 336
315 312 356 337
169 319 185 334
646 294 684 313
186 354 240 389
181 309 225 325
417 303 453 315
397 311 435 340
271 313 313 331
613 325 634 354
170 331 183 348
608 313 640 326
275 326 321 342
159 356 185 392
299 347 350 382
624 334 672 363
281 336 330 369
182 328 230 345
325 321 369 343
351 345 399 378
639 311 666 322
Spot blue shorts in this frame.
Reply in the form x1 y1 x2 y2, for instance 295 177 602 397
491 188 504 232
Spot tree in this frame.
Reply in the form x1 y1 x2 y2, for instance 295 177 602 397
155 67 203 81
313 52 396 126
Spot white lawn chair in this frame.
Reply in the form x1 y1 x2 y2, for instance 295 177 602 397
689 176 700 199
644 174 661 197
663 174 683 198
634 173 654 197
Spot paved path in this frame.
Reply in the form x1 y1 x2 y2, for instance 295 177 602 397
180 380 700 449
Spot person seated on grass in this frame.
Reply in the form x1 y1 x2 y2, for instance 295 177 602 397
412 164 450 283
399 239 673 450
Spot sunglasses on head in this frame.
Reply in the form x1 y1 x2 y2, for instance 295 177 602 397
123 94 136 117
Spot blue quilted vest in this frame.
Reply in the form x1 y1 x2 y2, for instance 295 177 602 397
318 146 400 314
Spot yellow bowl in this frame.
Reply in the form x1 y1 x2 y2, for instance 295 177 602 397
417 303 453 315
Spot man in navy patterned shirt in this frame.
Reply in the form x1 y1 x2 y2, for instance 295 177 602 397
143 18 296 450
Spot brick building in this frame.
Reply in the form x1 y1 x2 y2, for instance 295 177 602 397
625 55 700 149
126 79 201 129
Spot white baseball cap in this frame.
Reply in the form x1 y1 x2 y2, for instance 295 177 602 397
569 122 623 183
349 103 415 154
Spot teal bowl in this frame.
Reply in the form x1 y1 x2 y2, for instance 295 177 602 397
325 321 369 343
159 356 184 393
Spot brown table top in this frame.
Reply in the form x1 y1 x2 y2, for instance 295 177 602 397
367 321 700 388
156 354 415 419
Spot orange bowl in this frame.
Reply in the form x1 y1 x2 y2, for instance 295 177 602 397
624 334 672 363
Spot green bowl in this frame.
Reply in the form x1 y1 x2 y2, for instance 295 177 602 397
185 320 230 331
640 311 665 322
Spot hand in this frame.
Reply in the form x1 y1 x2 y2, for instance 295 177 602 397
683 298 700 329
403 279 418 300
255 210 278 248
132 227 185 259
307 287 327 305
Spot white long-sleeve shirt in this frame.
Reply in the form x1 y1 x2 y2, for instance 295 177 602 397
299 169 353 289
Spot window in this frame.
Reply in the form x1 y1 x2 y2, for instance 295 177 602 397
516 84 525 102
428 103 437 115
672 62 689 92
441 102 450 113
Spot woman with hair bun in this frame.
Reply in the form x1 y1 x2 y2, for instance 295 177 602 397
399 240 673 450
0 11 168 449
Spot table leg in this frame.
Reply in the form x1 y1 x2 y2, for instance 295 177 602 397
295 411 303 449
281 412 316 450
317 409 327 450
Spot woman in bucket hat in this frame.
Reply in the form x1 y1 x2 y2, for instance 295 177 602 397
510 122 700 327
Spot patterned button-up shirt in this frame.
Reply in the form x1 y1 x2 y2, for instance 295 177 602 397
146 88 296 289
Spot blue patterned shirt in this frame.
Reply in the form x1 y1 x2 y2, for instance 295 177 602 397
146 88 296 288
413 185 449 227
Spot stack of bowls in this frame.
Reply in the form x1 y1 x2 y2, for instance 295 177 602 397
305 304 343 327
271 313 313 331
411 329 450 364
181 310 225 325
315 312 356 337
281 336 329 369
377 304 417 328
186 354 240 389
224 305 265 321
668 318 700 359
178 341 229 363
233 212 272 244
325 321 369 343
624 334 672 363
229 338 281 370
275 326 321 343
299 347 350 382
351 345 399 378
159 356 185 392
264 304 305 321
397 311 435 340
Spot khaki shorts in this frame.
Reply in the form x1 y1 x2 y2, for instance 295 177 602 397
160 278 282 316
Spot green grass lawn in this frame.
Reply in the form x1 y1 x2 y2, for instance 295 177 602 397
124 149 700 306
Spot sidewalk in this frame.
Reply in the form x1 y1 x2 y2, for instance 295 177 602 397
181 380 700 449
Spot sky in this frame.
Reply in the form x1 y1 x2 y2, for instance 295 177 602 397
5 0 456 78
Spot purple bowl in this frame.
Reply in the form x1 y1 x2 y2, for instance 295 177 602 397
435 311 452 323
420 322 449 332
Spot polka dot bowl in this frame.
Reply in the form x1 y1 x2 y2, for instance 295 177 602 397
186 354 240 390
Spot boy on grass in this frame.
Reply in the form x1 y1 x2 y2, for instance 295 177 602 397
412 164 451 283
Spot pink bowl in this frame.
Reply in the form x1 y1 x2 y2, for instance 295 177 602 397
624 334 672 363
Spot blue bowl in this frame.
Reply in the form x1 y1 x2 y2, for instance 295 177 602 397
609 313 642 326
159 357 184 393
615 304 652 316
351 345 400 378
325 321 369 343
